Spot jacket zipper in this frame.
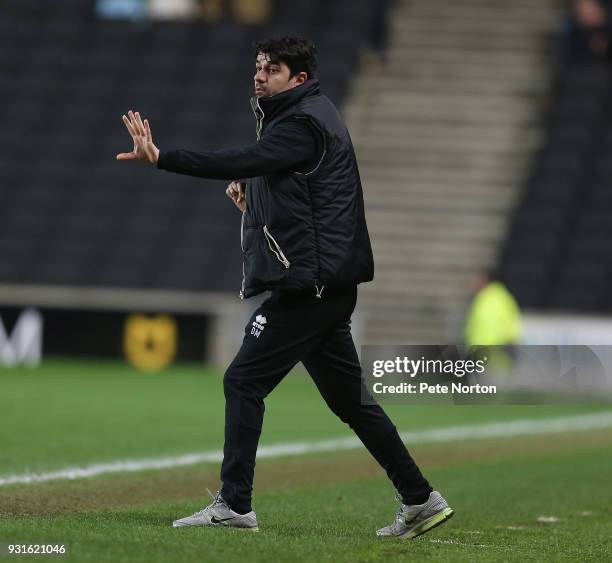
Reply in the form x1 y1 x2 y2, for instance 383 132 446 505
239 212 246 299
240 98 266 299
250 96 265 140
263 225 290 268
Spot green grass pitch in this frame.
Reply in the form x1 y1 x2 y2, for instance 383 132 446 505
1 359 611 562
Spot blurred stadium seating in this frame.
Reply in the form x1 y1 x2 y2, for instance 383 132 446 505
346 0 561 343
501 61 612 313
4 0 612 361
0 0 369 292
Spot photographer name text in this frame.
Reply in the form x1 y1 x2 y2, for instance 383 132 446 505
371 381 496 395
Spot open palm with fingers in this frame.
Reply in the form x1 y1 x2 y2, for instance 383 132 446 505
117 110 160 164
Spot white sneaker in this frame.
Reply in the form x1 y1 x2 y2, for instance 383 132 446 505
376 490 454 538
172 489 259 531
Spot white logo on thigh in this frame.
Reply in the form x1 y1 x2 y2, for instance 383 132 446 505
251 314 267 338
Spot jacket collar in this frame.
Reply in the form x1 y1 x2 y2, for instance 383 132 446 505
250 79 320 138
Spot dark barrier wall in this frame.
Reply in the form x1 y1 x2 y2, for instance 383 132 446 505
0 306 208 365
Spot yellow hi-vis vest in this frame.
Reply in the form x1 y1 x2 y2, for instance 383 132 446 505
464 281 522 347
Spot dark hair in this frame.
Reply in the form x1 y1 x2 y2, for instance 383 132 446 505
253 36 318 79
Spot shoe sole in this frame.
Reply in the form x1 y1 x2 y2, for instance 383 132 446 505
403 507 455 539
212 525 260 532
173 523 259 532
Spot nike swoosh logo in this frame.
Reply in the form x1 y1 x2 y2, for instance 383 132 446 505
405 507 425 524
211 516 235 524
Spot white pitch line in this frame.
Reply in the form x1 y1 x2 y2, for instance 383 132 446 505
430 539 490 548
1 411 611 487
536 516 561 523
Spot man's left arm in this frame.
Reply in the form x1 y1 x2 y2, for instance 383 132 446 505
117 111 321 180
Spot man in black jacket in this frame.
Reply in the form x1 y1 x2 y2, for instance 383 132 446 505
118 36 453 538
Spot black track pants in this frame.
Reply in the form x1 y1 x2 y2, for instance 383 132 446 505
219 285 432 513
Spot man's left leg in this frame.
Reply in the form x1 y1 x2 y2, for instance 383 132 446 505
301 320 433 505
302 315 454 537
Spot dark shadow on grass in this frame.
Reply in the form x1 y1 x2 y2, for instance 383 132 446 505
87 510 174 527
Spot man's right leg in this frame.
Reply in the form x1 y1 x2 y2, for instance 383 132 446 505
219 305 294 514
172 293 308 530
219 293 334 514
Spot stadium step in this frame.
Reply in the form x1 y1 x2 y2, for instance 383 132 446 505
344 0 561 344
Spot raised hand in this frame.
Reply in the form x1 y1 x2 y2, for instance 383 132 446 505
116 110 160 164
226 180 246 213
